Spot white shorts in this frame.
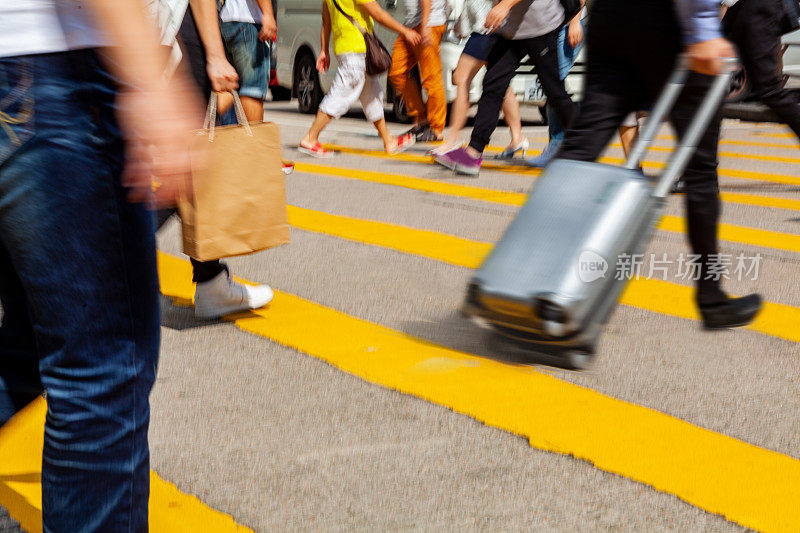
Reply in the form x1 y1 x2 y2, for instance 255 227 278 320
319 53 384 123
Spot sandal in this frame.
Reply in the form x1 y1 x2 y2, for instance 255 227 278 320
388 133 415 155
297 142 334 158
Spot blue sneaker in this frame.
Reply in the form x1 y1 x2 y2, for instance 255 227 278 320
524 139 562 168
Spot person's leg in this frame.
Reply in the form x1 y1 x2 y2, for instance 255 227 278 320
301 54 366 153
522 30 576 133
302 111 334 146
619 124 638 158
0 238 41 422
359 73 394 151
437 51 485 152
558 53 637 162
239 96 265 122
725 0 800 138
388 34 426 126
0 51 158 530
669 72 727 305
416 25 448 136
219 22 269 122
466 37 520 154
501 87 525 147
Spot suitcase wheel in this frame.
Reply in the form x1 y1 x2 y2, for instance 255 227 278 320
564 350 595 371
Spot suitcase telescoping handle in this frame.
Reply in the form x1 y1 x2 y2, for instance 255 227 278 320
623 56 738 199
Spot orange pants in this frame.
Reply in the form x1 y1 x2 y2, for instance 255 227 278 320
388 25 447 133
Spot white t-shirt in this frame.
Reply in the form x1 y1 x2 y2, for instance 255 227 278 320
0 1 107 58
404 0 450 28
220 0 263 24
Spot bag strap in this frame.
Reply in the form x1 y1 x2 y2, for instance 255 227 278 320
203 90 253 142
329 0 368 35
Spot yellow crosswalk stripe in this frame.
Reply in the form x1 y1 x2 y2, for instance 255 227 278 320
156 252 800 533
286 205 800 344
293 164 800 255
0 398 252 533
485 137 800 152
298 160 800 212
323 143 800 187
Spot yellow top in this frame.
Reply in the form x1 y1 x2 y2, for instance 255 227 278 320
326 0 375 55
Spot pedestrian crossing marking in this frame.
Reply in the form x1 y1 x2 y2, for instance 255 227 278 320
0 398 252 533
154 251 800 533
292 166 800 255
286 205 800 344
296 162 800 213
323 143 800 187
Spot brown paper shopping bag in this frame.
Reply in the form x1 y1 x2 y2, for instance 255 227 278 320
180 92 290 261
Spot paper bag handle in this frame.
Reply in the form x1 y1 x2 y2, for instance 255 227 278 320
203 90 253 142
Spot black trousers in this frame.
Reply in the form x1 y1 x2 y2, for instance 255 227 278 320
724 0 800 139
469 28 577 153
559 0 726 305
155 8 224 284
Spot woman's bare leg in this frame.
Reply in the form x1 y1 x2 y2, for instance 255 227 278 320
439 55 484 151
619 125 638 158
502 86 524 147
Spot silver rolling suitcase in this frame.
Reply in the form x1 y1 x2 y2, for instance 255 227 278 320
463 61 735 367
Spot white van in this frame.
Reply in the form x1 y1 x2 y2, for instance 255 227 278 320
274 0 571 121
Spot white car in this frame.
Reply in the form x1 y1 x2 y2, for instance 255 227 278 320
273 0 557 121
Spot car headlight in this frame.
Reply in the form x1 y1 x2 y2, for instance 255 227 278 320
442 20 463 45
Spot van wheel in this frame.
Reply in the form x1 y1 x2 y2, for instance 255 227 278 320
296 53 322 114
387 84 413 124
726 66 751 103
393 95 413 123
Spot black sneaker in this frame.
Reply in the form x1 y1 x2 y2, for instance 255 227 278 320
670 179 686 195
415 125 442 142
699 294 762 329
403 123 427 138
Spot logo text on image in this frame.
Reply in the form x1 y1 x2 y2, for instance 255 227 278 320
578 250 608 283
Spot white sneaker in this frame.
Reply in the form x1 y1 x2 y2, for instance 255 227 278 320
194 268 274 319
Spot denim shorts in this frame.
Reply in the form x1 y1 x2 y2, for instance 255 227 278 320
462 32 496 62
220 21 271 100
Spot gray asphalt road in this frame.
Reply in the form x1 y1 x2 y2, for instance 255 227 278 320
144 101 799 531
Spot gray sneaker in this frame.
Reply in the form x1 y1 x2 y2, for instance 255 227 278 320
194 267 274 319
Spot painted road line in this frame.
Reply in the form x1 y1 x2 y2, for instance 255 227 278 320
157 252 800 533
292 165 800 254
297 162 800 213
488 137 800 153
625 145 800 165
286 205 800 344
323 143 800 187
0 398 252 533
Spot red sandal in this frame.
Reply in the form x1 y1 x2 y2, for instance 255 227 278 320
297 142 334 158
388 133 415 155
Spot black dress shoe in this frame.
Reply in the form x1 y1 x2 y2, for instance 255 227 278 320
699 294 763 329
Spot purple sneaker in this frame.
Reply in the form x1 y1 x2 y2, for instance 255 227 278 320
434 147 482 176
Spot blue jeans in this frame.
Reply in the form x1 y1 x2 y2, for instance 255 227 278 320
220 22 271 100
547 20 585 143
0 50 159 532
